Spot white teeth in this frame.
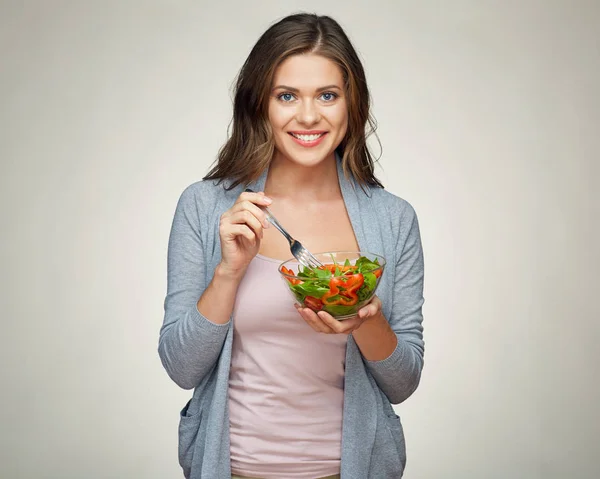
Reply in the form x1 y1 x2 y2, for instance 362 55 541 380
291 133 323 141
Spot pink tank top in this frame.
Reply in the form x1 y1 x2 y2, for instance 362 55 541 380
228 254 347 479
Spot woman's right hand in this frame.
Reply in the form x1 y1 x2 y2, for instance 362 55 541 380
217 190 272 280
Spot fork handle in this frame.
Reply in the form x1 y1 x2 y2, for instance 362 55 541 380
262 206 294 245
244 188 294 245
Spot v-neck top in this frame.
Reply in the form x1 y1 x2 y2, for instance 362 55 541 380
228 254 346 478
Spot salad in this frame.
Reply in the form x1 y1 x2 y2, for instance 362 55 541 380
281 255 383 317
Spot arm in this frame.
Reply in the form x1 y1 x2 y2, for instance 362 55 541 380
357 203 425 404
158 186 232 390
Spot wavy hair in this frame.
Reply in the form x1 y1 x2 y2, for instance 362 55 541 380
204 13 382 189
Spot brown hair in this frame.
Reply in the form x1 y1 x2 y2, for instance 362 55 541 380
203 13 382 189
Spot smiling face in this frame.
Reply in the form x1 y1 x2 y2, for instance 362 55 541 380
268 53 348 168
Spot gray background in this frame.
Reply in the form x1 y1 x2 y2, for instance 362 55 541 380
1 1 599 478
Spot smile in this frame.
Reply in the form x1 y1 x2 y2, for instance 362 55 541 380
288 132 328 147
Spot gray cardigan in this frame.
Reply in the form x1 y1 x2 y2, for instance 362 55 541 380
159 158 425 478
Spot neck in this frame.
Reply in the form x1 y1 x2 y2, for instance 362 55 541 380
264 151 341 200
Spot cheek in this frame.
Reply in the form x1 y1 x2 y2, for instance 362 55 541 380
340 115 349 135
268 102 291 131
336 109 349 137
330 103 349 131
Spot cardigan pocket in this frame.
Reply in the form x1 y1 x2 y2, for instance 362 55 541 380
179 398 203 479
386 413 407 470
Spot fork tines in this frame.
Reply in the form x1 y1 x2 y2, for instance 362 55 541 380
302 250 323 269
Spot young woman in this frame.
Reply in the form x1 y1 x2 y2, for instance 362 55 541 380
159 13 425 479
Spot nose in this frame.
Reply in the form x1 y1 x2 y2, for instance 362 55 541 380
296 99 320 126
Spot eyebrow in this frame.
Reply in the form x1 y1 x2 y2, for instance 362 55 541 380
272 84 342 93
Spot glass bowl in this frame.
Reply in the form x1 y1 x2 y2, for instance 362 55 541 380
278 251 386 320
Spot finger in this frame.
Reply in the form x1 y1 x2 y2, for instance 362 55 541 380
237 191 272 208
220 223 256 245
231 200 270 229
358 295 382 319
340 316 365 333
318 311 360 334
227 209 264 239
371 295 382 309
357 304 376 319
297 307 335 333
220 211 262 242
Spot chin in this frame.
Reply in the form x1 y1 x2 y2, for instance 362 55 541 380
276 140 339 167
283 149 334 168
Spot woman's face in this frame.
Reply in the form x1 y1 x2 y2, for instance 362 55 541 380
268 53 348 168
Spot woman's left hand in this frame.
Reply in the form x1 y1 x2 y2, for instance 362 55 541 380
295 295 383 334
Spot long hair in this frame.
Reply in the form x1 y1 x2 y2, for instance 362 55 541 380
203 13 382 189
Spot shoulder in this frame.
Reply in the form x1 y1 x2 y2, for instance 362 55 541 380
178 178 235 202
170 179 240 233
366 185 419 225
176 178 239 214
361 185 421 253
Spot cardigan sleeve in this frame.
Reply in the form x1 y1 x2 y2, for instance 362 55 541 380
365 200 425 404
158 185 230 390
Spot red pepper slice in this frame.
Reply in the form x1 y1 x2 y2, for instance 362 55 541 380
322 273 364 306
319 263 357 274
304 296 323 312
281 266 302 285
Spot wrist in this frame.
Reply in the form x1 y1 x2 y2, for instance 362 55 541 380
352 313 397 361
214 262 246 284
196 262 243 326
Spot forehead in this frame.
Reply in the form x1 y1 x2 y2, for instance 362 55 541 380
272 53 344 89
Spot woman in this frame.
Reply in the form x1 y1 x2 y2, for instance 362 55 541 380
159 13 425 479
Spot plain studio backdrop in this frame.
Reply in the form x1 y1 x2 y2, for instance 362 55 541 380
1 1 599 478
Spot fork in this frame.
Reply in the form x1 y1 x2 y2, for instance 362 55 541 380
244 188 324 269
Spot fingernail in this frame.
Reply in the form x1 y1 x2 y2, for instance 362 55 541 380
263 220 270 228
264 197 272 204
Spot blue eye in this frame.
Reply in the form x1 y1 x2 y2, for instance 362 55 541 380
320 92 337 102
278 93 295 102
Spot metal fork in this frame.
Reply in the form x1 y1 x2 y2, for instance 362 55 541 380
244 188 323 269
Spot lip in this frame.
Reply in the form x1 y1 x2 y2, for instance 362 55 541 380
288 131 328 148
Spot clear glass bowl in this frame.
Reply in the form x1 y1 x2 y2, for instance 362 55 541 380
278 251 386 320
